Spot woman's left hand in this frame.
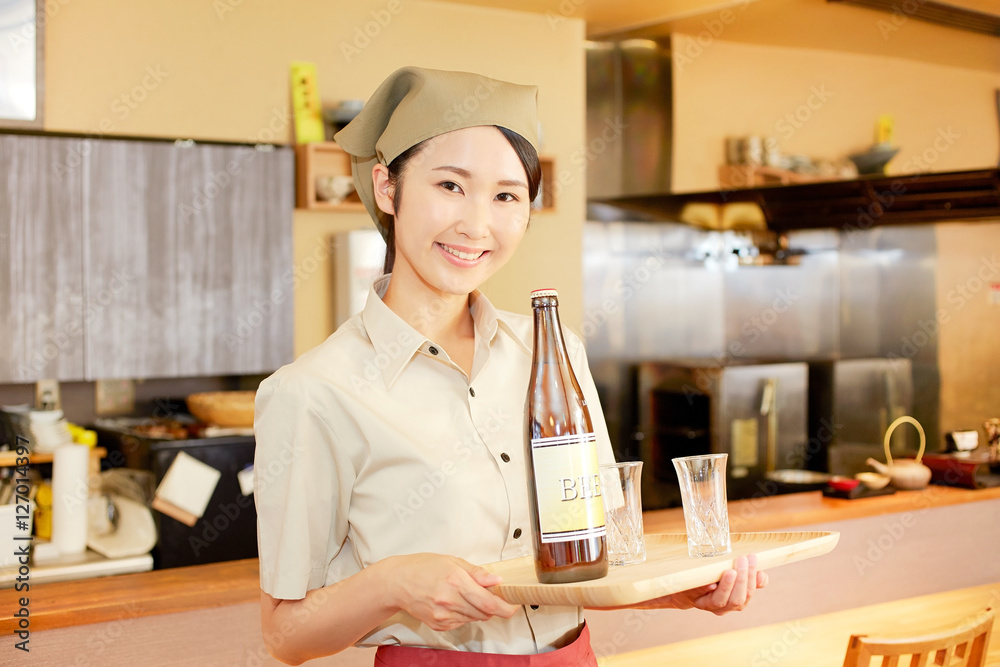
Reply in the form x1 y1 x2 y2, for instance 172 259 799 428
615 554 767 615
668 554 766 615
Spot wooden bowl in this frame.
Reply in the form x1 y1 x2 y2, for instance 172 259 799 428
186 391 256 428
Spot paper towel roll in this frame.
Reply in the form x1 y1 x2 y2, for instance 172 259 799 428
52 444 90 555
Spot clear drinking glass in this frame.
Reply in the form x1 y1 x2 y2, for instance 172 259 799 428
599 461 646 566
672 453 732 558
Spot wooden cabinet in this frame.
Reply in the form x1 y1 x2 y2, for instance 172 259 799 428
85 140 294 379
84 140 178 379
295 141 558 213
0 134 294 383
171 143 294 377
0 135 86 383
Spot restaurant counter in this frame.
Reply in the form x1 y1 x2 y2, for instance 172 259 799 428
2 485 998 665
600 581 1000 665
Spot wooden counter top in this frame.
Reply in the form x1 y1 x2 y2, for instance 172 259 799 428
599 581 1000 666
643 484 1000 533
3 484 998 634
0 558 261 633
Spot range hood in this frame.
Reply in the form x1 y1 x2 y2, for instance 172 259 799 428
585 39 672 202
593 168 1000 232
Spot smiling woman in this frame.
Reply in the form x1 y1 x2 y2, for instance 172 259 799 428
252 66 765 667
376 125 541 277
373 125 539 371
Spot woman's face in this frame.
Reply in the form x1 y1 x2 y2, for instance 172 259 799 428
375 126 531 299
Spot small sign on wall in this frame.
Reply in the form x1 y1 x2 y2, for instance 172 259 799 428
990 283 1000 306
731 418 759 468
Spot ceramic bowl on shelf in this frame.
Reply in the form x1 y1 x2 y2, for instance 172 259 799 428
316 175 356 203
848 144 900 175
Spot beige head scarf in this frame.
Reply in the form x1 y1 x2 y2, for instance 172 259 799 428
333 66 539 240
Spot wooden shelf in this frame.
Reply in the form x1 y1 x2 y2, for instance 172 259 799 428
295 141 558 213
598 168 1000 231
294 142 363 211
0 447 106 467
535 156 556 213
303 200 366 213
719 164 840 189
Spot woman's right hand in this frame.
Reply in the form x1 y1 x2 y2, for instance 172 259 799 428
380 553 520 632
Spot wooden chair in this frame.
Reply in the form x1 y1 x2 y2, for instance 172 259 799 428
843 608 994 667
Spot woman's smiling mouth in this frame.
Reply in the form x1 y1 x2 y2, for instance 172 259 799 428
437 242 487 263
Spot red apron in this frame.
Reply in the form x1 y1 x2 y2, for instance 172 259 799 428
374 622 598 667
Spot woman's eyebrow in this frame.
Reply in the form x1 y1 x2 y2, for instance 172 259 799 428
432 165 528 190
432 165 473 178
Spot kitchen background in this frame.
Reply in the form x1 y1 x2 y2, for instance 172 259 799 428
1 0 998 554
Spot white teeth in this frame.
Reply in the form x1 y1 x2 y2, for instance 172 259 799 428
440 244 484 261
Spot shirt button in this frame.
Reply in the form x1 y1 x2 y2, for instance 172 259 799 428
428 346 438 355
530 605 539 610
469 387 476 397
513 528 522 539
500 452 510 463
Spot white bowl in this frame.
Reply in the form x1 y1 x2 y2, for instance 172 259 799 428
855 472 890 490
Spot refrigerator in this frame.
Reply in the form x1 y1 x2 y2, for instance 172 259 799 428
331 229 387 329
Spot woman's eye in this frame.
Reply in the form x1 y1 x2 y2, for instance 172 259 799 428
496 192 519 203
440 181 462 192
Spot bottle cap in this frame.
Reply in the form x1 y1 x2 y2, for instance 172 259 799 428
530 289 558 298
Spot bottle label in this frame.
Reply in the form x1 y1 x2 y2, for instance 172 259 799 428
530 433 606 543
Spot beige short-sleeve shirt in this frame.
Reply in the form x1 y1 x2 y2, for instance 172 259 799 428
253 275 616 654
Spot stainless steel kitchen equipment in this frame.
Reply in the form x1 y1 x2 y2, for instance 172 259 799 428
585 38 672 201
808 358 914 476
629 360 808 509
582 221 944 465
581 221 841 363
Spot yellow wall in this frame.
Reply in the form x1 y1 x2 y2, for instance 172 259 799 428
935 221 1000 437
46 0 588 357
671 34 1000 193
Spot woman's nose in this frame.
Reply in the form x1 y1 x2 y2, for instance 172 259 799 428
454 197 491 239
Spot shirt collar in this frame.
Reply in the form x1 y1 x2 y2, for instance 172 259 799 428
361 275 530 388
360 275 424 389
472 291 531 356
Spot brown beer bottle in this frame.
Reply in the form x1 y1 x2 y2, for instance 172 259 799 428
526 289 608 584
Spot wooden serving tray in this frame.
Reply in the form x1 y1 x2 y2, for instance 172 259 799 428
483 531 839 607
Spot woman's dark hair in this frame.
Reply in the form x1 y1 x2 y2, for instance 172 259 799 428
380 126 541 274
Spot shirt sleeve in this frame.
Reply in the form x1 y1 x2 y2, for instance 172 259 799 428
564 328 617 467
253 372 360 600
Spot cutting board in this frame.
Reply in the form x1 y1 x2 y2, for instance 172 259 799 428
482 531 839 607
